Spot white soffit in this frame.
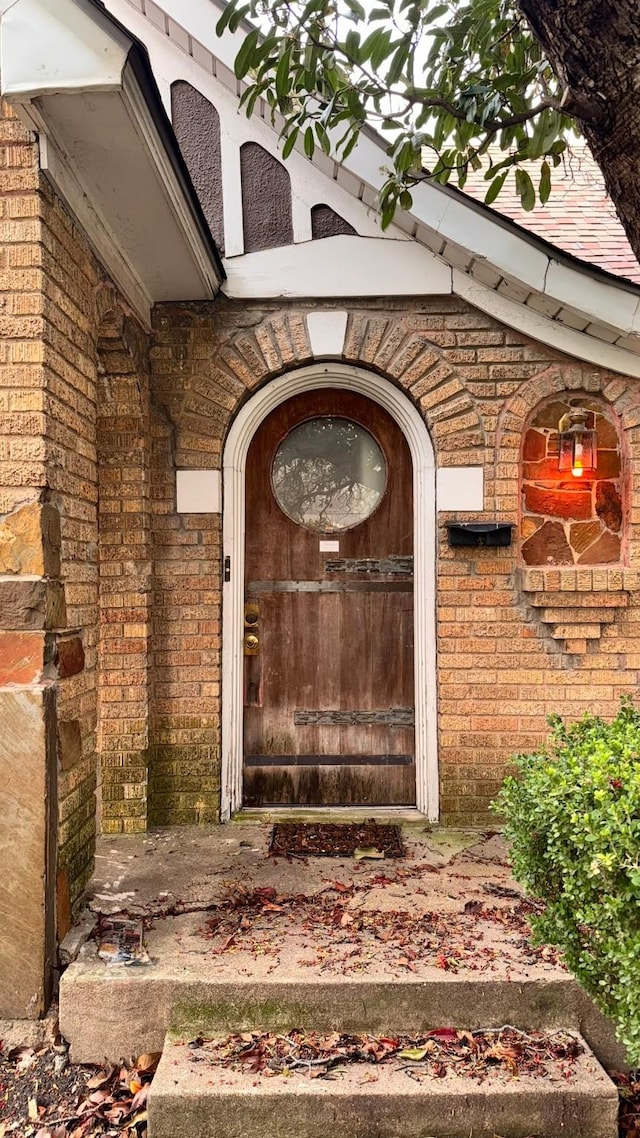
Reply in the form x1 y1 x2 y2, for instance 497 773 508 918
0 0 223 327
121 0 640 369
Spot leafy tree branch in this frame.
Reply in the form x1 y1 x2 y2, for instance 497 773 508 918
218 0 576 226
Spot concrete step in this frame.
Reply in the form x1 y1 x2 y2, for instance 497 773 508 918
59 825 627 1071
59 956 625 1069
147 1031 619 1138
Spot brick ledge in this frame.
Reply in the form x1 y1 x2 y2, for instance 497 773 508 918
518 565 636 654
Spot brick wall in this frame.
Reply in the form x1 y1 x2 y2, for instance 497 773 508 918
149 296 640 824
0 99 104 1011
0 101 105 910
147 400 221 825
96 293 152 835
0 100 152 1019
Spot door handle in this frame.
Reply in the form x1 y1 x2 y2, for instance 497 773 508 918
244 603 260 655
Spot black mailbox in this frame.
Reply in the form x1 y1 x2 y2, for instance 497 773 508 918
447 522 514 548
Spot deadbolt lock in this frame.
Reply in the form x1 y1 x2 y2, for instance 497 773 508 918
244 603 259 626
244 603 260 655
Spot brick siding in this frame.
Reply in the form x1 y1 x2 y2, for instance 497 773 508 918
150 297 640 824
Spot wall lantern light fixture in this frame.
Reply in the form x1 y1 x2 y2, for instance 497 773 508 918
557 407 597 478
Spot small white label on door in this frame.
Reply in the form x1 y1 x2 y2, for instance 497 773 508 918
319 539 340 552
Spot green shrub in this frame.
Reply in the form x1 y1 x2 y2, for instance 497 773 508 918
493 696 640 1063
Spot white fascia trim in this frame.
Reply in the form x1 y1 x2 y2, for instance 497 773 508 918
223 235 453 299
37 128 153 328
342 129 640 341
454 270 640 378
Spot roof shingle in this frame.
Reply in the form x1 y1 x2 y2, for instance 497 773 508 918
458 149 640 285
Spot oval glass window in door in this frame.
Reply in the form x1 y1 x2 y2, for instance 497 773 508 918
271 416 387 532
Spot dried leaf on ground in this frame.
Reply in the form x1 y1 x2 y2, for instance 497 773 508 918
186 1026 585 1085
0 1045 158 1136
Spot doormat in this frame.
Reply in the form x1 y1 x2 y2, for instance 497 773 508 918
268 821 405 859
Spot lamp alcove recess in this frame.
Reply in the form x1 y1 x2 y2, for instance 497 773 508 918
557 407 597 478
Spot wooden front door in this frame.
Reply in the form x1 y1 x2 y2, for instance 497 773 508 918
243 389 414 806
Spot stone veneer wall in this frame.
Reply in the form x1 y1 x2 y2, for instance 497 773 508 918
148 296 640 826
0 102 151 1016
521 397 625 566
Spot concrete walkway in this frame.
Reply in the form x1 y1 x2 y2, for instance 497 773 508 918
59 821 624 1068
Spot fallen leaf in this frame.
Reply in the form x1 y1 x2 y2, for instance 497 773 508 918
124 1110 148 1130
353 847 385 861
397 1047 430 1061
396 957 416 970
9 1046 36 1073
89 1089 112 1104
131 1083 150 1111
427 1028 458 1041
136 1051 161 1074
86 1067 114 1089
28 1098 39 1122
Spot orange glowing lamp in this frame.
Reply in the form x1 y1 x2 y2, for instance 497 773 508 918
558 408 597 479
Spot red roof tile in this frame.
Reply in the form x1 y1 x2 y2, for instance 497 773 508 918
459 148 640 285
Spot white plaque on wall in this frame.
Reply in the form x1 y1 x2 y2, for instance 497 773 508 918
436 467 484 511
176 470 221 513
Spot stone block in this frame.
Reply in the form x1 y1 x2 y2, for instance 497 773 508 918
55 636 85 678
576 529 621 565
0 501 61 576
521 521 573 566
595 481 622 533
0 686 56 1018
0 576 66 629
0 630 46 684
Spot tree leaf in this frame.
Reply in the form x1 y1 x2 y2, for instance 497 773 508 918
282 128 300 159
275 48 292 98
515 166 536 211
304 125 315 158
484 169 508 205
234 27 260 79
539 160 552 205
397 1047 430 1060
